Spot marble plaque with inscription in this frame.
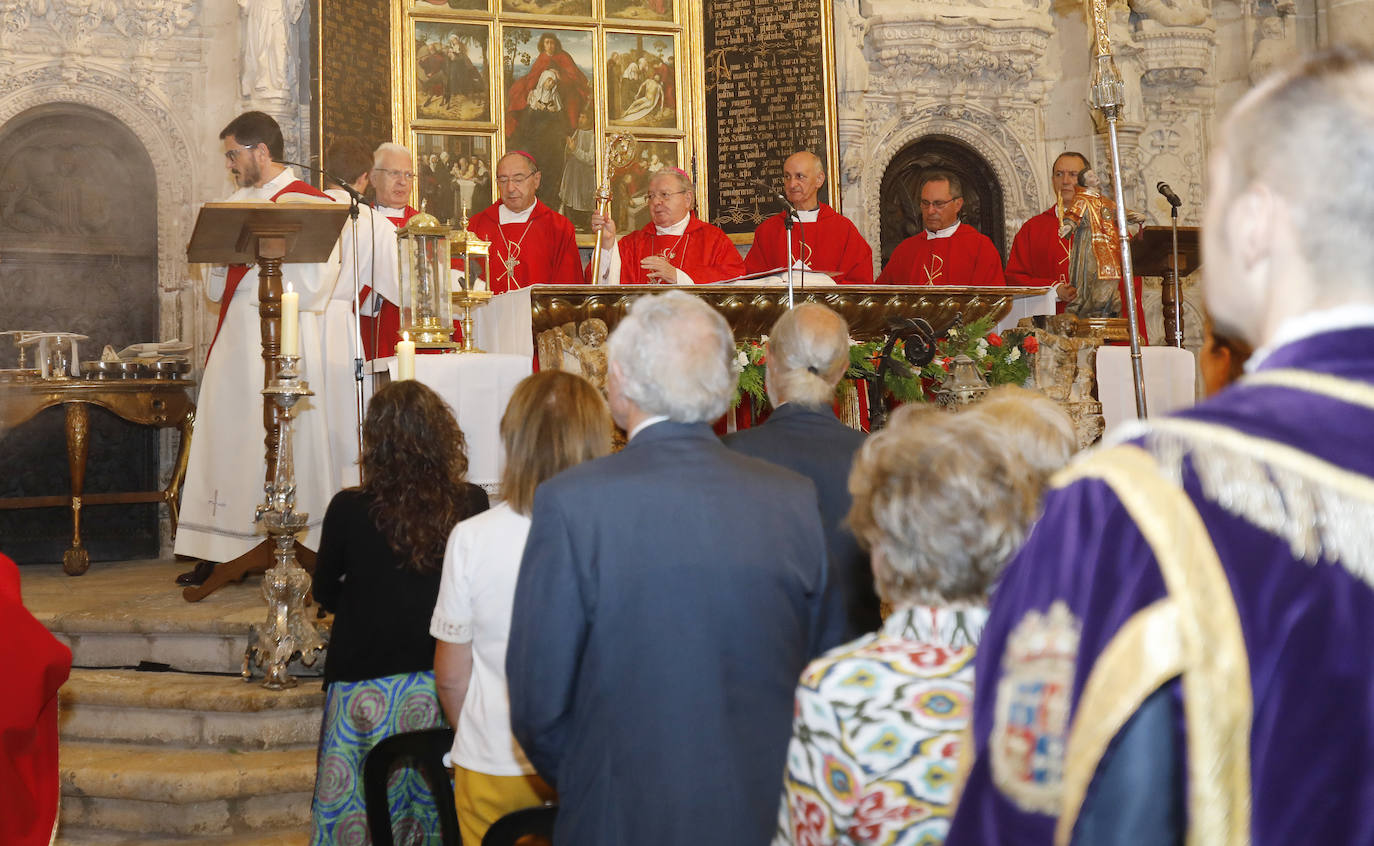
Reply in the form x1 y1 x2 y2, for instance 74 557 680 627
702 0 835 238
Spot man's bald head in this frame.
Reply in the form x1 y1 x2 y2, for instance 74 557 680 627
1203 46 1374 345
782 151 826 211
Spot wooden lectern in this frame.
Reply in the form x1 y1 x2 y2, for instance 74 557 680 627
1132 225 1201 348
182 202 348 602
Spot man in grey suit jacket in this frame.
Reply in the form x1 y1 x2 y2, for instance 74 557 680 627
724 303 879 639
506 290 844 846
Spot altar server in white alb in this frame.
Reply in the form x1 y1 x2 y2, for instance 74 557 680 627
175 111 342 570
321 136 400 489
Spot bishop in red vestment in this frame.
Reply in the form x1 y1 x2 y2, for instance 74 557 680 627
588 168 744 285
361 142 418 358
464 153 582 292
744 151 873 283
876 171 1005 285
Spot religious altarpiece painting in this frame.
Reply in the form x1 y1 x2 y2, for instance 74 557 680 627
318 0 838 246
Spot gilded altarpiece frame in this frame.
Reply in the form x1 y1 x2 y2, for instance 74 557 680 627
314 0 839 246
391 0 700 245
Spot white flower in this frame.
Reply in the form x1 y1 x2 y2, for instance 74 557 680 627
947 327 960 340
734 350 748 373
759 334 769 346
976 339 990 356
1008 346 1021 362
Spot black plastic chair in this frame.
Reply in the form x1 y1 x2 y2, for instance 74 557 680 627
362 727 461 846
481 803 558 846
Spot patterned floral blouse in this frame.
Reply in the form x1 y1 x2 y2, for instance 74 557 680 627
774 604 989 846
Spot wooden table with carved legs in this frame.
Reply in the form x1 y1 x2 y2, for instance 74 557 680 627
0 378 195 574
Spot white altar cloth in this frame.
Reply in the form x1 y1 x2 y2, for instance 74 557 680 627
384 353 532 490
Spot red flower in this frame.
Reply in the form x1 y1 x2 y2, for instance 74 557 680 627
986 333 1003 347
941 356 953 371
1023 335 1040 354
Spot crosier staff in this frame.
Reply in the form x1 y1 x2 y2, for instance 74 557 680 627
589 134 639 284
1087 0 1148 418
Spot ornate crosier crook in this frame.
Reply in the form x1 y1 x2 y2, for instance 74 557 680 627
1086 0 1148 418
590 134 638 283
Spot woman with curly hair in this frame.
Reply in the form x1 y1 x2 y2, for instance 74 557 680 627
310 380 489 845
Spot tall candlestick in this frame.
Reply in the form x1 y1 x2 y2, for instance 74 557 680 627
396 334 416 381
281 288 299 356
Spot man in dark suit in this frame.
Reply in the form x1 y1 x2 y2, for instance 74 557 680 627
724 303 879 640
506 290 844 846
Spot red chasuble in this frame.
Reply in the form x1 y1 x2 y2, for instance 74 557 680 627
592 215 745 285
876 223 1005 286
744 204 874 283
464 199 584 293
0 553 72 846
1005 205 1149 342
361 204 418 359
209 178 333 360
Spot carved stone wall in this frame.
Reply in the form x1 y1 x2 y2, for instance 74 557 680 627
0 0 314 558
837 0 1059 275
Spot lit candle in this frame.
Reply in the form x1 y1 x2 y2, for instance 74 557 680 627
281 287 299 356
396 333 415 381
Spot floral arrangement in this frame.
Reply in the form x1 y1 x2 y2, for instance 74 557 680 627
732 315 1039 411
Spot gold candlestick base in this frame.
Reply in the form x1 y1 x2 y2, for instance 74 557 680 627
453 290 493 354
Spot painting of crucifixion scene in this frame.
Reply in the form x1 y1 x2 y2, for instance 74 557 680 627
607 140 679 235
415 133 493 223
606 32 677 130
502 26 596 227
604 0 675 23
414 21 491 123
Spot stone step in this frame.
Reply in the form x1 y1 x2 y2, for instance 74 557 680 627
60 669 324 749
56 827 310 846
26 558 331 675
60 741 316 837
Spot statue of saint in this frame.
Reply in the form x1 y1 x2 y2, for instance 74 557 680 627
1059 168 1144 319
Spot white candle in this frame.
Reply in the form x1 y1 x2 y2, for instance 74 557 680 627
396 334 415 381
281 287 299 356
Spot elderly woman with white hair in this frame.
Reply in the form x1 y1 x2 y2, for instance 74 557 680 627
774 389 1076 846
587 167 745 285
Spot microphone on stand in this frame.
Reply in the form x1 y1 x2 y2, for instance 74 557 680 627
1156 181 1183 208
275 158 367 205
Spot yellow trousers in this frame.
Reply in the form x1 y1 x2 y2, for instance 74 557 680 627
453 765 556 846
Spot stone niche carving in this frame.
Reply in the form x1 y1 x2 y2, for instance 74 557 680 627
0 103 161 563
839 0 1059 275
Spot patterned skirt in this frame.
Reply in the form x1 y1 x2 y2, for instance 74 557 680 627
311 671 448 846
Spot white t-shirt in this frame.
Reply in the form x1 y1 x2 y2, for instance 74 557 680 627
430 502 536 776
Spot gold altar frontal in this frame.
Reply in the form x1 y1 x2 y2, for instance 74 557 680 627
529 284 1050 345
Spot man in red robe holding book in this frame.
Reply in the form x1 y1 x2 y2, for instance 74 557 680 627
876 170 1005 285
744 151 873 284
463 151 584 292
587 167 744 285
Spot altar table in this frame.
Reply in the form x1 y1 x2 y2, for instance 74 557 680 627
0 378 196 574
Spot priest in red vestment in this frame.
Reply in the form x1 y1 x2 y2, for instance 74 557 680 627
359 142 417 358
876 170 1005 285
587 167 745 285
0 552 71 846
462 151 583 292
744 151 873 283
1006 152 1147 340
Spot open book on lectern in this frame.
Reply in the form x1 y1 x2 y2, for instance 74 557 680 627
713 267 843 286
